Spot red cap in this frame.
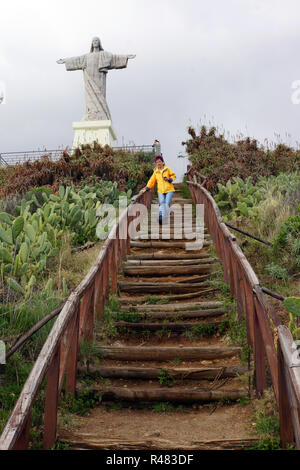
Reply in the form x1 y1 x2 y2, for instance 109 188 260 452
155 155 164 162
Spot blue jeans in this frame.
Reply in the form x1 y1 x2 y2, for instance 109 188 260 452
158 192 174 223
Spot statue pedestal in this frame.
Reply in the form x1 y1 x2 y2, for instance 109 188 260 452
72 120 117 148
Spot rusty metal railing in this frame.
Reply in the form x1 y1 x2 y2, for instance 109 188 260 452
0 145 155 167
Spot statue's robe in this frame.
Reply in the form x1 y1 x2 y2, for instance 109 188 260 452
64 51 129 121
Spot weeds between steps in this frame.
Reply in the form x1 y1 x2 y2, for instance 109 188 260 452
59 389 103 417
114 312 142 323
78 338 104 373
157 368 177 388
144 296 171 305
178 180 192 201
96 294 121 340
182 321 228 340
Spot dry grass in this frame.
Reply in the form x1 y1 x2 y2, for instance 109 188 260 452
47 234 104 293
255 196 293 241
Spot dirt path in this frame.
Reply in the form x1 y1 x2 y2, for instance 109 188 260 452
58 184 257 450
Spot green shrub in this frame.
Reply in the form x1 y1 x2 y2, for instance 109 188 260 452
266 263 290 281
273 215 300 251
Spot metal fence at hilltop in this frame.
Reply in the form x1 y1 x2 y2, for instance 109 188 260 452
0 145 155 167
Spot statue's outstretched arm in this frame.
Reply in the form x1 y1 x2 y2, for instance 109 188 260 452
56 55 86 71
127 54 136 59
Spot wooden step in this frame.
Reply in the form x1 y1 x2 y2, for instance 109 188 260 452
122 264 213 277
118 290 218 304
125 258 217 266
114 308 226 320
178 275 212 284
146 220 206 225
130 241 211 249
143 225 206 231
59 436 259 451
142 226 203 232
146 210 196 214
144 227 204 231
114 320 227 332
147 210 195 215
133 230 209 236
122 301 224 312
100 345 241 361
127 253 212 261
145 225 207 231
118 281 210 293
85 386 247 403
170 198 193 203
79 365 247 380
131 234 209 241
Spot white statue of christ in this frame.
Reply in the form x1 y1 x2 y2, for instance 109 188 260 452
57 37 136 121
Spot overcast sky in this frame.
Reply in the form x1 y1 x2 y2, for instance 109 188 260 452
1 0 300 180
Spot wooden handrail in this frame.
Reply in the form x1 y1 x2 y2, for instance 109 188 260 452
0 188 154 450
0 292 79 450
277 326 300 448
186 173 300 449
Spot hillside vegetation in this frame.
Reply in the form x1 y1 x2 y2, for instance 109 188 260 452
183 125 299 193
183 125 300 328
0 143 154 199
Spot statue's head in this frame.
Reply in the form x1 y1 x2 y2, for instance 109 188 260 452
90 37 104 52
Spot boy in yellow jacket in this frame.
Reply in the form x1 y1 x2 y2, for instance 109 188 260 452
139 155 176 224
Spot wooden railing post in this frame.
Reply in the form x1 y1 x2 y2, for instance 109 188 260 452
102 253 109 304
245 283 255 348
94 269 104 322
254 287 279 400
43 347 60 450
12 414 31 450
235 263 244 322
120 216 128 259
78 285 94 345
82 284 95 342
221 233 229 284
114 230 121 271
127 213 132 255
110 240 118 294
65 307 80 396
253 298 267 397
278 341 295 448
278 326 300 448
241 279 253 349
225 237 235 296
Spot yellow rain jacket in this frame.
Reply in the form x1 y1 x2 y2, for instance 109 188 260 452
146 165 176 194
